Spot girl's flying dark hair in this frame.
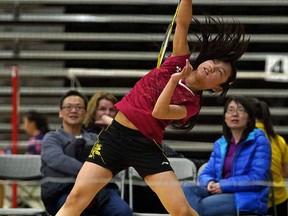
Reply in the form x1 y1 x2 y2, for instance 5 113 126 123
170 16 249 132
192 16 249 98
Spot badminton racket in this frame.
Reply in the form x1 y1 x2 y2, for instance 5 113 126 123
156 0 181 69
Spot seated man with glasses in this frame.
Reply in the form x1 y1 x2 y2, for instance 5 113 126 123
41 89 132 216
182 96 271 216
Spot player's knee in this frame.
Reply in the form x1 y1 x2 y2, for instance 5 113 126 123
170 204 192 216
63 195 76 207
64 190 83 206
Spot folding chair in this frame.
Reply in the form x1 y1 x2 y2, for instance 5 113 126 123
110 169 126 199
196 162 207 183
129 157 197 216
0 154 48 216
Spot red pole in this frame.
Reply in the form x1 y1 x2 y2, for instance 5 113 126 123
11 66 19 208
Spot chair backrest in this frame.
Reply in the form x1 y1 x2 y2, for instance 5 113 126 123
128 157 197 183
0 154 42 181
197 162 208 183
128 157 197 209
167 157 197 182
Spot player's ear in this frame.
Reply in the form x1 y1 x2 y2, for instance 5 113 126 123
212 86 223 93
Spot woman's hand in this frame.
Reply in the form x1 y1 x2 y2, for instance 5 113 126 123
95 114 113 126
207 181 222 194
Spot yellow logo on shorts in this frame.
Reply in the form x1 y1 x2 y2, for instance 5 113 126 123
88 141 102 159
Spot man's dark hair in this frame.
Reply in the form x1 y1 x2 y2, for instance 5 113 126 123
59 89 88 110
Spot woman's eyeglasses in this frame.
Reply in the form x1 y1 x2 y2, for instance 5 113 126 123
226 107 246 114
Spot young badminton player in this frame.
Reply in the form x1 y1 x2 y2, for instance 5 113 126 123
56 0 249 215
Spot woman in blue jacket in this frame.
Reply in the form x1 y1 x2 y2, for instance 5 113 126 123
183 96 271 216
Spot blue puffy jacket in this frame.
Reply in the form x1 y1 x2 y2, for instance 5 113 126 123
199 128 271 215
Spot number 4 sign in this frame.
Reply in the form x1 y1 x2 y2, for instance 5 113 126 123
265 55 288 82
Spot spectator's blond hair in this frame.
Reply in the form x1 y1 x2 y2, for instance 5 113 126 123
83 92 118 128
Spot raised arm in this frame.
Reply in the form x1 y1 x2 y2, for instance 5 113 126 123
152 59 193 120
172 0 192 56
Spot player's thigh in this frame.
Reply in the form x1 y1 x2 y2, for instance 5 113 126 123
71 161 113 200
144 171 190 212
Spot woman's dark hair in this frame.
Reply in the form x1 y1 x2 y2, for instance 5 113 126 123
250 98 276 140
222 96 255 142
59 89 88 110
191 17 249 98
24 110 50 134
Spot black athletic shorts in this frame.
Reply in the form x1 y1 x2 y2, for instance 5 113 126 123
86 120 173 178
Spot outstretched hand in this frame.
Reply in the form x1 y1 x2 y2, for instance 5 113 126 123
171 59 193 82
95 114 113 126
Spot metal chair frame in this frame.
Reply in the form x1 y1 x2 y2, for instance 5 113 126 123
0 154 48 216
